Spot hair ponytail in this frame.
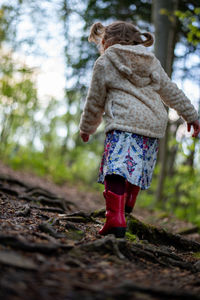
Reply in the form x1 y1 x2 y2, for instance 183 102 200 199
88 22 105 44
141 32 154 47
88 21 154 50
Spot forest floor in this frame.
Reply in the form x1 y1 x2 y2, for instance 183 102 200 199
0 162 200 300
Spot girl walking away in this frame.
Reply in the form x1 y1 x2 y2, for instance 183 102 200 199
79 21 200 238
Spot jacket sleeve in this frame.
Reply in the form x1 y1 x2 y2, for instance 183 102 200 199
79 59 107 135
157 61 198 123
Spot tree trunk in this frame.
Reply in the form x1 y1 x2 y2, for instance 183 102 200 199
152 0 179 204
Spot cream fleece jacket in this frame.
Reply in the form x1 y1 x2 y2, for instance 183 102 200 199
79 44 198 138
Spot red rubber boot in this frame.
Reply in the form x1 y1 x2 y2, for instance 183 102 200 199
99 190 126 238
125 182 140 213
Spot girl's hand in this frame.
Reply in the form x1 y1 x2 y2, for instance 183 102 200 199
187 120 200 138
80 131 90 142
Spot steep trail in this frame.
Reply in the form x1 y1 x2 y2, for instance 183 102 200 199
0 163 200 300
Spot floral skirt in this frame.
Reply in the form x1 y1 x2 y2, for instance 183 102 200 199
98 130 159 190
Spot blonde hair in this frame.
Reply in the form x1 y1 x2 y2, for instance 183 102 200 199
88 21 154 49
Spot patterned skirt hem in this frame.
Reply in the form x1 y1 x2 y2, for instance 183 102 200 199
98 130 158 191
97 171 151 190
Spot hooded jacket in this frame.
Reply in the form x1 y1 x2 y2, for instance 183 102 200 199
79 44 198 138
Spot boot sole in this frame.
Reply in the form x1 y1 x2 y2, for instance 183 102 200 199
125 205 133 213
106 227 126 238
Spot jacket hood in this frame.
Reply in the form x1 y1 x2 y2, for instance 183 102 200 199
104 44 160 88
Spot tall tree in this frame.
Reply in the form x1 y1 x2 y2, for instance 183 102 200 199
152 0 200 204
152 0 179 204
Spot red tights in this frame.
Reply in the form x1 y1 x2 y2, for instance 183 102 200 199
104 174 140 214
104 175 125 195
105 174 140 195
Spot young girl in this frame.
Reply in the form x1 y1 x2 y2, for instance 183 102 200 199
79 21 200 238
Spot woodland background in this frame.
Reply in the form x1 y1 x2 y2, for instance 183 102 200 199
0 0 200 225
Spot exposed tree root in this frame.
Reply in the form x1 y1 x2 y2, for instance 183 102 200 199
114 281 200 300
79 235 199 272
0 175 29 188
65 209 200 253
18 194 74 211
0 234 73 253
70 280 200 300
0 176 76 212
16 204 31 217
79 235 125 260
58 211 99 223
30 204 64 213
0 187 19 197
127 215 200 252
0 250 37 271
177 226 199 235
1 175 200 300
129 243 196 272
38 222 66 239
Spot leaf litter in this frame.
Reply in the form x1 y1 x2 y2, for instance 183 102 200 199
0 164 200 300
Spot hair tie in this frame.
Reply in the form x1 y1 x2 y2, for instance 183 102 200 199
134 31 143 43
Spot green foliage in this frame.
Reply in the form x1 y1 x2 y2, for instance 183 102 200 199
159 8 177 24
2 134 103 187
0 43 103 189
138 161 200 227
175 7 200 46
0 49 40 154
125 231 137 242
193 252 200 259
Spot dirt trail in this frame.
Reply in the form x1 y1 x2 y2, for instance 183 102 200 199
0 163 200 300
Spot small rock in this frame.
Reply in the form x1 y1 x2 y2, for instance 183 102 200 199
0 250 37 270
194 260 200 271
16 204 31 217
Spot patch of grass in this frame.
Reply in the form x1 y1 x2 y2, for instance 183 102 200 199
193 252 200 259
125 231 137 241
65 230 84 241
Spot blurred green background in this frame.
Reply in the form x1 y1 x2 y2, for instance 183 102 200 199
0 0 200 224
